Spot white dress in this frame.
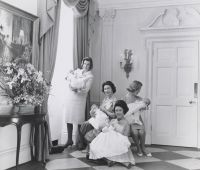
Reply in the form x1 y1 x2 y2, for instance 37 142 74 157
64 69 93 124
89 119 135 165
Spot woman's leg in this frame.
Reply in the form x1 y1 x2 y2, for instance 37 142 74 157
131 126 142 156
63 123 73 148
138 129 151 156
77 124 86 150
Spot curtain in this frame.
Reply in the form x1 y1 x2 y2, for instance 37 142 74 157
63 0 90 120
34 0 61 161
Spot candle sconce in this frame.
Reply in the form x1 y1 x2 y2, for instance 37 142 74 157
120 49 133 78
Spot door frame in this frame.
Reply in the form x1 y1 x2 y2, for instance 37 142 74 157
145 35 200 148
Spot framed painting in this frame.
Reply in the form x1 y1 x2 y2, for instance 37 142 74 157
0 1 39 65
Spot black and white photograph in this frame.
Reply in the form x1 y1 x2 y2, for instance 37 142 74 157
0 0 200 170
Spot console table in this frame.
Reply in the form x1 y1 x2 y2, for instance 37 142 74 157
0 113 48 170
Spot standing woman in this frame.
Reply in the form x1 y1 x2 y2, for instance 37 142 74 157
64 57 93 148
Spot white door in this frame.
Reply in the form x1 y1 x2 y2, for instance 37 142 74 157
151 40 198 147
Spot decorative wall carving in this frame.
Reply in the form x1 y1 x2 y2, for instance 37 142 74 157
142 7 200 30
99 8 116 21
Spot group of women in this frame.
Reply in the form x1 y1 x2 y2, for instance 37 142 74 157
63 57 151 169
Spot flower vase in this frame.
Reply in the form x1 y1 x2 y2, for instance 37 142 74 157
13 104 35 115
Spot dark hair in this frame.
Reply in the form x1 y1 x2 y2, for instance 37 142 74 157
102 81 116 94
114 100 129 114
81 57 93 70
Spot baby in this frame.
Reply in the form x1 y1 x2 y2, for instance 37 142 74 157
125 98 150 125
88 104 109 130
65 69 86 90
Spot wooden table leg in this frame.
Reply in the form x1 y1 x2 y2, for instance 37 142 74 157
42 121 48 164
30 124 34 160
16 124 22 170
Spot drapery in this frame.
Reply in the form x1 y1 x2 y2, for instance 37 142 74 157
63 0 90 120
34 0 61 161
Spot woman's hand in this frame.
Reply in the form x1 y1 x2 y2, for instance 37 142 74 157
90 110 96 117
99 106 107 113
69 84 77 92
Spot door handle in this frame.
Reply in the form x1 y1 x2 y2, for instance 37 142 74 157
194 83 198 98
189 100 196 104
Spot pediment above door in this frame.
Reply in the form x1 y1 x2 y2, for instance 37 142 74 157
141 7 200 31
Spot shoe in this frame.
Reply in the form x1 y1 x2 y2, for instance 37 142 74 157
77 143 86 150
144 152 152 157
126 163 132 169
49 146 64 154
137 152 143 157
63 141 74 148
107 160 115 167
86 154 89 160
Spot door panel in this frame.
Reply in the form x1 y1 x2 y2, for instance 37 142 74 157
152 41 198 147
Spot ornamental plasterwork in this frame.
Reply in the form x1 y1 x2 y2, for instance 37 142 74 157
98 8 116 21
142 7 200 30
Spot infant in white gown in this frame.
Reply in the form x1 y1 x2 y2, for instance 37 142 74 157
125 98 150 125
88 104 109 130
66 69 87 90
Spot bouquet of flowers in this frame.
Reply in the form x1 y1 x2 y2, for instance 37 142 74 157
0 61 49 105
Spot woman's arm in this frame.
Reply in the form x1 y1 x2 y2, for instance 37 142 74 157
122 122 130 136
99 106 115 118
77 76 93 94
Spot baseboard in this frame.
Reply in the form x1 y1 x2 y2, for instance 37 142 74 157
0 145 31 170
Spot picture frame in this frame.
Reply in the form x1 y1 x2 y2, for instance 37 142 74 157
0 1 39 65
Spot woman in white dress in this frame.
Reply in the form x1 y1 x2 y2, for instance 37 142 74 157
64 57 94 148
89 100 135 168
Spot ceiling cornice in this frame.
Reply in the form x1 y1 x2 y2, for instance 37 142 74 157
97 0 200 10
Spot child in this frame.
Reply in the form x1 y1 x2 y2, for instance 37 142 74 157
65 69 88 91
125 98 150 126
124 81 152 157
89 100 135 169
88 104 109 130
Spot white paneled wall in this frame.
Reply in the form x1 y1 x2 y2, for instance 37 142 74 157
89 0 200 145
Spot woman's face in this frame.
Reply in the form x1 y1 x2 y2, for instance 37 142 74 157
132 87 141 95
82 60 91 71
115 106 124 120
103 85 113 97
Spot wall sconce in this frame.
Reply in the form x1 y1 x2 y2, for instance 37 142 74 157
120 49 133 78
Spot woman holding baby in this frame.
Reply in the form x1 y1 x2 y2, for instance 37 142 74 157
80 81 117 153
63 57 94 148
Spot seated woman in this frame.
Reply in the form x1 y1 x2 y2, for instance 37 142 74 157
124 80 152 157
79 81 117 153
89 100 135 169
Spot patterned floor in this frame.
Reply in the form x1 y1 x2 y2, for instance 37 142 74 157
44 145 200 170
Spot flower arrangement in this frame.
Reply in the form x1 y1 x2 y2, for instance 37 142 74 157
120 49 133 78
0 61 49 106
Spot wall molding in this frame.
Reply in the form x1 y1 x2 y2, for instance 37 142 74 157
141 7 200 31
97 0 200 10
99 8 116 22
0 144 31 170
